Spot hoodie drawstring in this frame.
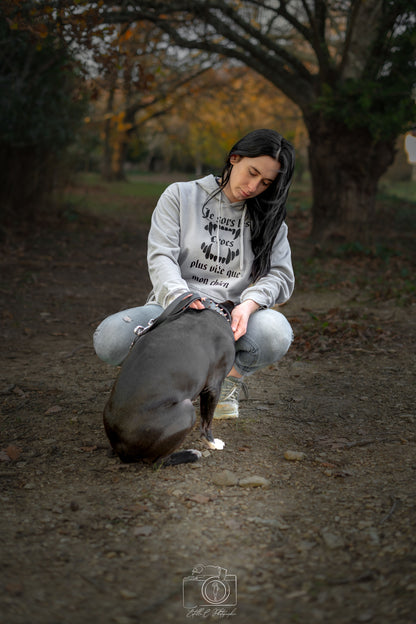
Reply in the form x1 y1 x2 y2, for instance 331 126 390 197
217 195 222 263
214 185 246 274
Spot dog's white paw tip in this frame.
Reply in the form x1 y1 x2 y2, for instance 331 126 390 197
213 438 225 450
190 449 202 458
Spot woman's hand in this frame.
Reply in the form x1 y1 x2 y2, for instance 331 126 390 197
231 299 260 341
189 299 206 310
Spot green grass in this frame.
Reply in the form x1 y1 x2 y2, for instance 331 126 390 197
379 179 416 202
64 171 416 227
63 172 183 223
77 171 175 195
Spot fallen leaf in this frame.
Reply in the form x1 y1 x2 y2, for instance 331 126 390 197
80 445 97 452
6 445 22 461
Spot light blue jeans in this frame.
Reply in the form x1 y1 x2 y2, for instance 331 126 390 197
93 304 293 376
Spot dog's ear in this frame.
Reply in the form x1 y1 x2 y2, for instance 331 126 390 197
221 300 235 313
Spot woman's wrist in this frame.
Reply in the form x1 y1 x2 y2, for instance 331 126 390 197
241 299 260 313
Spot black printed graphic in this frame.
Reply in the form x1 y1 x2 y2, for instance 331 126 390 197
200 242 239 265
199 205 245 267
205 220 241 241
184 203 250 286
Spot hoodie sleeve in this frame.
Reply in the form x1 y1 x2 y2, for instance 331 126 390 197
240 222 294 308
147 183 190 308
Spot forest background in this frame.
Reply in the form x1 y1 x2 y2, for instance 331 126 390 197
1 0 416 244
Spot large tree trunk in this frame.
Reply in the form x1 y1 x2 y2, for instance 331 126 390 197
305 113 396 245
102 87 116 182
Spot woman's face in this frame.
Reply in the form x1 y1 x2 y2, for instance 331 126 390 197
223 155 281 204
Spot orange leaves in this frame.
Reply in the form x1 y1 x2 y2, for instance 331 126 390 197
119 28 134 43
2 445 22 461
112 111 133 134
36 24 49 39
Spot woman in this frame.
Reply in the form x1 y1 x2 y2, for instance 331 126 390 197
94 128 295 419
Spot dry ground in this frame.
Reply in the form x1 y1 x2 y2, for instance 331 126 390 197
1 199 415 624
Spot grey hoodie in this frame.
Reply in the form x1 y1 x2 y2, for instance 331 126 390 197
147 174 294 309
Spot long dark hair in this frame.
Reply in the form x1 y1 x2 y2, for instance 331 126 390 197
216 128 295 282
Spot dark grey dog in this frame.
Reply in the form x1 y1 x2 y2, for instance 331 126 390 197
103 293 235 466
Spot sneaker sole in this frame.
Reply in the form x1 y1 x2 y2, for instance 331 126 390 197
213 408 239 420
213 414 239 420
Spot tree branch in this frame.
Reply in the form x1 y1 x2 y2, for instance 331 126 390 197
99 1 315 109
159 19 313 108
208 1 314 81
303 0 333 76
124 65 209 120
339 0 384 80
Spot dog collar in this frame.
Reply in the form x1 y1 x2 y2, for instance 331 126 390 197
201 299 232 323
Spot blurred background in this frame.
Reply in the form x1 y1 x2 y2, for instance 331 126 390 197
1 0 415 248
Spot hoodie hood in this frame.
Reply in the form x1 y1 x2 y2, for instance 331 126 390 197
195 175 245 210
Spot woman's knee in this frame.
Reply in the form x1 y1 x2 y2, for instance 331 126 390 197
93 313 129 366
93 304 163 366
261 309 293 359
245 308 293 366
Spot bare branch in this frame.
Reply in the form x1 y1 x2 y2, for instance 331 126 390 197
99 1 315 109
339 0 384 79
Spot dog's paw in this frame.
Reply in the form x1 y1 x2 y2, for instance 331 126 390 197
212 438 225 451
160 449 202 466
200 435 225 450
189 449 202 459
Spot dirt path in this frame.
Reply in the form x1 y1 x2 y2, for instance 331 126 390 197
1 211 415 624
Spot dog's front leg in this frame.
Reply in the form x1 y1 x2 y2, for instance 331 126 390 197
199 388 225 450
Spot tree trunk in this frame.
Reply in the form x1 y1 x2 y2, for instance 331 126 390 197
112 114 135 181
102 87 116 182
111 139 126 181
305 113 396 245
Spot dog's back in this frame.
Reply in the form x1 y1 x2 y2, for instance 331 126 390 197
103 307 235 465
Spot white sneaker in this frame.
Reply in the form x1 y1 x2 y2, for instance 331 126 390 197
213 376 245 420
